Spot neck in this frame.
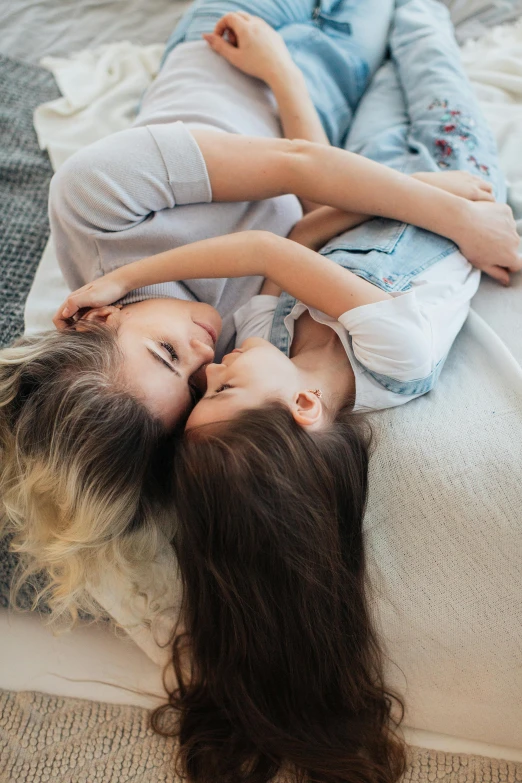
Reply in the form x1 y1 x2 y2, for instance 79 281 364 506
291 313 355 411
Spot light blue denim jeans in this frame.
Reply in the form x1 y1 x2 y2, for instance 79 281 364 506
269 0 506 397
163 0 395 147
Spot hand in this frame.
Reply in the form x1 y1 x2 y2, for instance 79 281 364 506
53 272 128 330
456 201 521 285
203 12 296 87
413 171 495 202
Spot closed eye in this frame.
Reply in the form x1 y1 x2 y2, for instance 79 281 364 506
204 383 233 401
159 340 179 362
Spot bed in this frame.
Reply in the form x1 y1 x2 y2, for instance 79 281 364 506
1 0 522 773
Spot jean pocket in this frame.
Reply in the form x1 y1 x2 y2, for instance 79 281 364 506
319 218 407 256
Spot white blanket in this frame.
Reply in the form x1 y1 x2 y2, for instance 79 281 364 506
24 19 522 749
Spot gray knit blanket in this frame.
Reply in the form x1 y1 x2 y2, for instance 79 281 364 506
0 55 60 609
1 689 521 783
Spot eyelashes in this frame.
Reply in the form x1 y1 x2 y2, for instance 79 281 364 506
160 341 178 362
157 339 205 404
216 384 232 393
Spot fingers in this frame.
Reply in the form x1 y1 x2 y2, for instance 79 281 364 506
213 12 248 37
53 311 69 330
53 301 81 330
476 179 494 201
508 254 522 274
473 188 495 202
203 32 239 62
53 297 80 330
484 264 511 286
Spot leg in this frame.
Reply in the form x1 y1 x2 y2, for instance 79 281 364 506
161 0 396 146
318 0 506 294
345 59 410 170
389 0 505 199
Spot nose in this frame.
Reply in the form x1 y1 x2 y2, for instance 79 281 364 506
190 337 215 367
205 362 225 382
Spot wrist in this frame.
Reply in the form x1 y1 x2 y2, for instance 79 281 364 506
267 62 304 96
441 196 471 245
114 261 145 294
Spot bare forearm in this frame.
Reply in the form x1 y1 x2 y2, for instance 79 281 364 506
191 131 469 246
269 67 329 146
114 229 384 315
285 143 468 243
65 230 390 323
288 206 371 250
120 232 269 292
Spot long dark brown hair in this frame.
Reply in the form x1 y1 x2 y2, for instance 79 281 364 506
152 402 405 783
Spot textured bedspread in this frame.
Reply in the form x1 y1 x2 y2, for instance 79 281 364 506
1 689 522 783
0 56 59 349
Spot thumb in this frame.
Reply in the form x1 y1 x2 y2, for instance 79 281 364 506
485 264 511 286
203 33 239 65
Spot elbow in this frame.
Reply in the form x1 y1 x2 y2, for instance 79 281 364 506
244 231 284 278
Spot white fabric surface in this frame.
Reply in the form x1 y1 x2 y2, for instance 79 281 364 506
461 18 522 229
0 0 192 64
20 9 522 750
368 308 522 748
233 251 480 411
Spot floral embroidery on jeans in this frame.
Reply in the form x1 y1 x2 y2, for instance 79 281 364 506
428 99 489 175
467 155 490 176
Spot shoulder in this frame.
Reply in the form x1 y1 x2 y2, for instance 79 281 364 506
233 294 279 345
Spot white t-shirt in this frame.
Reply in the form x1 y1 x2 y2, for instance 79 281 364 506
233 251 480 411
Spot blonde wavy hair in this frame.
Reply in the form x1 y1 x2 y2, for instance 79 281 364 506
0 324 175 627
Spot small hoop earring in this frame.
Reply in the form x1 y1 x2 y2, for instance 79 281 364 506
307 389 323 398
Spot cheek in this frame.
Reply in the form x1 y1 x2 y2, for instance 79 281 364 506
185 404 216 430
134 377 189 429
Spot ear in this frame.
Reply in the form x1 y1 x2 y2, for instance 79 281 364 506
291 390 325 430
79 306 122 324
74 305 122 332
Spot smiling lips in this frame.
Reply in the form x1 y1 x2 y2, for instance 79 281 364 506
193 321 217 347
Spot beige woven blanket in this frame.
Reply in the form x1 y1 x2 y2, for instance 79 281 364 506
1 689 521 783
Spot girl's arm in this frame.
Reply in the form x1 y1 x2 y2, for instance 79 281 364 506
191 129 520 279
55 231 390 328
204 13 329 147
204 11 329 214
287 170 497 252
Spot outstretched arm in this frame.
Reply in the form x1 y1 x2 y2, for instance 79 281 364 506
191 130 520 278
54 231 390 329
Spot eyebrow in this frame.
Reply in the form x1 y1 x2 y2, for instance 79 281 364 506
146 347 182 378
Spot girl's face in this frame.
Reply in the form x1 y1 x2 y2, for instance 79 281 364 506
185 337 302 430
89 299 223 428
